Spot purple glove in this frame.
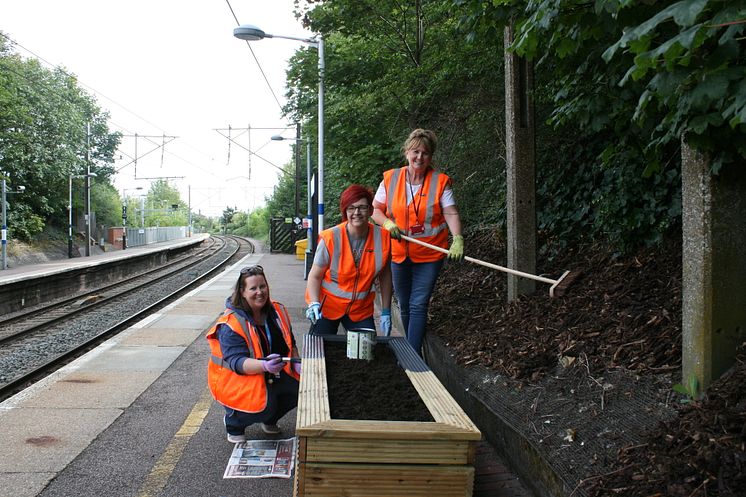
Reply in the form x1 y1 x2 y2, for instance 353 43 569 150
293 361 302 375
262 354 284 375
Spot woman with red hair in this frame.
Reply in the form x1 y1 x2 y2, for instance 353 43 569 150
305 184 393 335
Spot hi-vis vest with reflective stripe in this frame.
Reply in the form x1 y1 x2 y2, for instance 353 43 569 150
206 301 299 413
383 166 451 263
308 221 391 321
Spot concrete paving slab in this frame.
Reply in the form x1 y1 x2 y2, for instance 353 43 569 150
193 289 232 299
167 297 224 314
0 407 121 472
205 281 234 290
17 370 162 409
0 471 55 497
128 313 163 329
75 345 185 372
117 327 204 347
147 313 215 330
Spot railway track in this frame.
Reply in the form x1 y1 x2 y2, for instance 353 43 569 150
0 236 224 344
0 235 255 402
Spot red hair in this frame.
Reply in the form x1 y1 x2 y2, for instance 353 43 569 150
340 184 373 221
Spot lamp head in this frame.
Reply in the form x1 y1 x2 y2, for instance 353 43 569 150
234 25 267 41
16 185 25 192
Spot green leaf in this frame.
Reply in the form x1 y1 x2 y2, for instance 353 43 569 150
689 72 729 109
728 105 746 128
555 36 577 58
604 0 707 61
628 34 652 54
602 38 624 63
687 374 698 397
671 0 708 27
642 160 660 178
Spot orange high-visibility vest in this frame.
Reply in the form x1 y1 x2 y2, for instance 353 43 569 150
306 221 391 321
206 301 299 413
382 166 451 263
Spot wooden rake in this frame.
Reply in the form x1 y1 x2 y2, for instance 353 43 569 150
400 234 577 297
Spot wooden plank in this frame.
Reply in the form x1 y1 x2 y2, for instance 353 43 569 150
390 339 481 435
293 436 307 497
296 335 330 430
298 462 474 497
304 437 472 464
297 419 480 440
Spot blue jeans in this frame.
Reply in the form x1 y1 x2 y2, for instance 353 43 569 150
310 314 376 335
391 257 444 355
224 371 299 435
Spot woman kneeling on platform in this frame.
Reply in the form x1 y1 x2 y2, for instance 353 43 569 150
206 265 301 443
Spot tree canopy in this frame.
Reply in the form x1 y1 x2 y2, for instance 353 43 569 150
278 0 744 252
0 33 121 239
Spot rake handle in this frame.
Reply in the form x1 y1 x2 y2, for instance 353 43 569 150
400 234 559 286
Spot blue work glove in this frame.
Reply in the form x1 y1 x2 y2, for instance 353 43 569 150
293 361 302 375
305 302 322 324
262 353 284 375
380 309 392 337
383 219 402 241
448 234 464 262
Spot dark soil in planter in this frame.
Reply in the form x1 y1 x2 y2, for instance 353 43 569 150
324 340 434 422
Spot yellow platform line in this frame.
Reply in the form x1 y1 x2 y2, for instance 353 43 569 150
137 388 213 497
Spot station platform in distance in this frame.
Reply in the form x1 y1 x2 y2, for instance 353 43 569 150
0 234 210 286
0 237 531 497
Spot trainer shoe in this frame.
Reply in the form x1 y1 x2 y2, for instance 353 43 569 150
261 423 281 434
227 433 246 443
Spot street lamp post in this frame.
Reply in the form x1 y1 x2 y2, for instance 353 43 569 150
294 123 301 218
68 174 72 258
2 177 6 270
140 196 146 228
1 176 25 270
85 122 92 257
68 172 97 258
233 24 326 231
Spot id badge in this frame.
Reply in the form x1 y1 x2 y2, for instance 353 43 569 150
410 224 425 234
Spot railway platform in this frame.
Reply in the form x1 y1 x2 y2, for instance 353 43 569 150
0 234 211 316
0 239 533 497
0 234 210 285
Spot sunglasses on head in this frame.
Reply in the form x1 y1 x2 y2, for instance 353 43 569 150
240 265 264 276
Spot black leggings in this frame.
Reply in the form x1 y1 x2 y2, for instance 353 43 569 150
224 372 299 435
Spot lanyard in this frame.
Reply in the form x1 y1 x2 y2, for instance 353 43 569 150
406 170 424 225
263 322 272 352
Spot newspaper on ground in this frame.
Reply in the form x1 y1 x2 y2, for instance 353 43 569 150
223 437 297 479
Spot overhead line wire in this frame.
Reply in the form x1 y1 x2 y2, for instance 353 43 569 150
1 31 222 175
224 0 285 114
0 32 167 134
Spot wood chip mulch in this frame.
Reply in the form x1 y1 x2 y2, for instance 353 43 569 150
427 225 745 497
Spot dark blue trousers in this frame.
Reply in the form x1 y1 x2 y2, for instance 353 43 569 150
223 371 299 436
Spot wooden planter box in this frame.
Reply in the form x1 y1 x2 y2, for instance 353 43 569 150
294 335 481 497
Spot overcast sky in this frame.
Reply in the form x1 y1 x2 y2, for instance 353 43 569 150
0 0 312 217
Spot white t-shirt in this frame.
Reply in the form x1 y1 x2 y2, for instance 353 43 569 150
374 180 455 207
312 231 368 267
